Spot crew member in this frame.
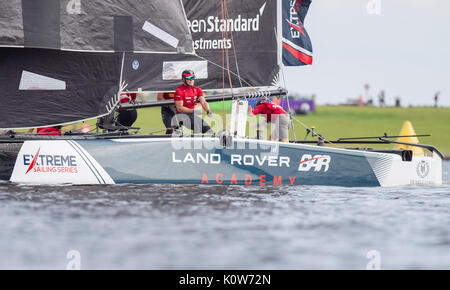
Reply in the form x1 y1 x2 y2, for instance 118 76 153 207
249 97 290 142
157 92 177 134
36 126 62 136
174 70 214 134
116 92 138 127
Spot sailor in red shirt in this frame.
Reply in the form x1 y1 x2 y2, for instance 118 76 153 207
250 97 291 142
36 126 62 136
174 70 214 134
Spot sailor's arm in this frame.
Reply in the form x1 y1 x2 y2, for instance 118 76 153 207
250 105 263 115
175 101 194 114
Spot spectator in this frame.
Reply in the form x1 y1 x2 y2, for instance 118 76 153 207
434 92 440 108
378 90 385 107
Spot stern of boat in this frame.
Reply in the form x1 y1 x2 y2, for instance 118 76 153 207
367 150 442 187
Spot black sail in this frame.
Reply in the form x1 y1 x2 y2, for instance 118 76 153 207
0 0 281 128
0 0 193 129
0 48 121 129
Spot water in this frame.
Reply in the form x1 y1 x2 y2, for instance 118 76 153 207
1 162 449 270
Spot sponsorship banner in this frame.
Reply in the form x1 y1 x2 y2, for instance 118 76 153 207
10 140 114 185
183 0 279 89
282 0 313 66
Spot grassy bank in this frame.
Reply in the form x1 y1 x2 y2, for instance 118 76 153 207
291 106 450 153
70 105 450 154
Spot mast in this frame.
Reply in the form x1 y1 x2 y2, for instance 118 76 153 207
277 0 283 71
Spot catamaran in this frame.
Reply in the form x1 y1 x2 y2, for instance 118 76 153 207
0 0 443 187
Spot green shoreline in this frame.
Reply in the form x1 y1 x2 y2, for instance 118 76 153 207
290 106 450 154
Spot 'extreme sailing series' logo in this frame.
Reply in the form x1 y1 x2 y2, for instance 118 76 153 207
23 148 78 174
298 154 331 172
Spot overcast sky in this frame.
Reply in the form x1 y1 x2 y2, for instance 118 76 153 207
282 0 450 107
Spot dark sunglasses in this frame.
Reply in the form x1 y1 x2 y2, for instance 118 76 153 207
185 76 195 80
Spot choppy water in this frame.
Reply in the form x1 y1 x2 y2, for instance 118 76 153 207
0 161 449 270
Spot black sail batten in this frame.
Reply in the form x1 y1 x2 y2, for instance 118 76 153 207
0 47 121 129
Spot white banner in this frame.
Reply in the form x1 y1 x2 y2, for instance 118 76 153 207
162 60 208 80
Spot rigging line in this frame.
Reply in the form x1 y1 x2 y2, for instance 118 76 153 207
191 36 277 103
292 117 333 145
220 0 238 129
222 0 234 95
292 116 309 130
285 93 297 142
191 52 268 92
194 55 255 89
279 46 288 89
282 71 297 141
221 0 226 128
220 0 234 99
224 1 244 89
194 55 280 101
276 26 296 141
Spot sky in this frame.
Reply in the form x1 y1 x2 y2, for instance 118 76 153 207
282 0 450 107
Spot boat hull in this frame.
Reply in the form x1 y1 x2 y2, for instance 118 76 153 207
5 137 443 187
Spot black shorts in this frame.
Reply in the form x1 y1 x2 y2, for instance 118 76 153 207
117 109 137 127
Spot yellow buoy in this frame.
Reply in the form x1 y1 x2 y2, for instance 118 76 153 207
395 121 424 156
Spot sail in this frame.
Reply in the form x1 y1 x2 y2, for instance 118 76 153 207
0 0 193 129
0 0 193 53
282 0 313 66
122 0 280 92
